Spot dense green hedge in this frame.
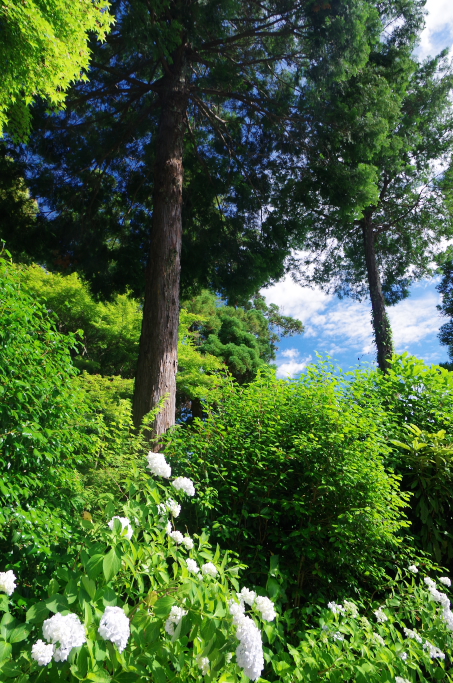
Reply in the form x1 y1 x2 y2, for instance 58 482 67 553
164 364 412 608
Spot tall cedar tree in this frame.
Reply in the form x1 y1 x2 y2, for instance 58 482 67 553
14 0 381 435
272 20 453 371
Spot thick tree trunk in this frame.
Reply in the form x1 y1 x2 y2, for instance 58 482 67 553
133 54 188 436
361 213 393 372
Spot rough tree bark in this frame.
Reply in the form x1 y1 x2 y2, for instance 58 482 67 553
361 212 394 372
133 50 188 436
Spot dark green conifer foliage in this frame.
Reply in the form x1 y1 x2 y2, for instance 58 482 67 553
9 0 381 434
272 18 453 371
183 291 303 383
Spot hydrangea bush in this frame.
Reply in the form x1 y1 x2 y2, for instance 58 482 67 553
0 451 277 681
270 567 453 683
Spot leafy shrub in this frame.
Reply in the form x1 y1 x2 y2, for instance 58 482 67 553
0 255 93 520
164 365 411 609
352 355 453 571
0 451 278 682
391 425 453 569
371 355 453 435
275 569 453 683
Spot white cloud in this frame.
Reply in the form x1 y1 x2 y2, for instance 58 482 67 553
281 348 300 359
417 0 453 59
262 277 332 322
276 348 312 378
264 274 444 360
389 292 443 349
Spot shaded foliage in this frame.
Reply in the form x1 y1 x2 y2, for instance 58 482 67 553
165 365 411 610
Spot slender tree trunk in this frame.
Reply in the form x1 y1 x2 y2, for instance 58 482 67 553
361 213 393 372
133 53 188 436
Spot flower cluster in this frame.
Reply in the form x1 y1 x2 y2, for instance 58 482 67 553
423 640 445 660
165 499 181 518
172 476 196 496
31 640 54 666
147 451 172 478
108 516 133 540
374 606 388 623
169 530 184 544
239 587 257 607
201 562 218 577
237 587 276 621
424 576 453 631
186 558 200 575
255 596 277 622
229 600 264 681
182 536 194 550
165 605 187 636
396 677 411 683
343 601 359 618
198 656 210 675
0 570 16 596
408 565 418 574
403 627 423 644
328 601 345 615
98 606 130 652
38 612 86 663
440 576 451 587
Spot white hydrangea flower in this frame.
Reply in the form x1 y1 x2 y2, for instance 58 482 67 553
165 605 187 636
182 536 194 550
408 565 418 573
0 570 17 596
328 601 345 615
172 476 195 496
198 656 210 675
396 677 411 683
403 627 423 643
439 577 451 587
442 607 453 630
374 607 388 623
186 558 200 575
332 631 344 641
254 596 277 622
42 612 86 662
98 606 130 653
201 562 218 577
31 639 54 666
147 452 171 478
373 632 385 646
107 516 133 540
343 601 359 618
399 651 408 661
231 604 264 682
424 577 436 588
424 640 445 659
165 520 172 534
169 530 184 544
166 499 181 518
238 587 256 607
428 586 450 609
157 503 167 516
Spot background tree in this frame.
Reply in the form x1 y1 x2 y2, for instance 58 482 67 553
16 264 302 417
10 0 381 436
183 290 303 384
272 28 453 371
0 0 112 139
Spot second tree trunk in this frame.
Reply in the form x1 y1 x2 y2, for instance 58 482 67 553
361 213 394 372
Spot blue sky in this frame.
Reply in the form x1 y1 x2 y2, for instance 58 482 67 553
263 1 453 376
